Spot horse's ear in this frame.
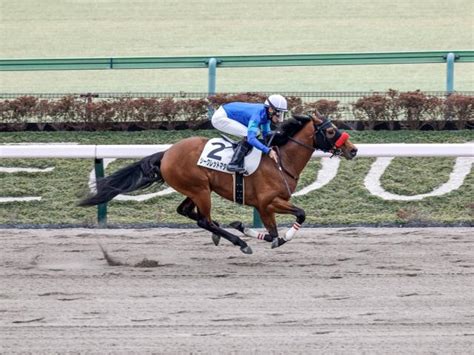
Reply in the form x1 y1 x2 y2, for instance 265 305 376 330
311 110 324 125
314 109 324 120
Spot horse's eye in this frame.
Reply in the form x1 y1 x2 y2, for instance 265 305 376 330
326 128 335 138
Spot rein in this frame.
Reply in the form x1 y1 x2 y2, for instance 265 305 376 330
274 124 317 184
274 146 293 197
274 146 299 181
287 136 315 152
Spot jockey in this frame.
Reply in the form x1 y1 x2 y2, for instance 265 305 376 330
211 94 288 173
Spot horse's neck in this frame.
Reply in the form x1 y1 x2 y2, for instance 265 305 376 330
280 124 314 177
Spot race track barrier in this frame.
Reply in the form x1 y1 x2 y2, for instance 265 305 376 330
1 51 474 93
1 143 473 226
2 143 473 159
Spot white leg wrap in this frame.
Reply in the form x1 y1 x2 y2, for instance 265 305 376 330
283 223 301 242
244 227 266 240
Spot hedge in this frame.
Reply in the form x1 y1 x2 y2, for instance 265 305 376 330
0 91 472 131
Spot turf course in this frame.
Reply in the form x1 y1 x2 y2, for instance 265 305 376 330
1 0 473 92
1 130 472 226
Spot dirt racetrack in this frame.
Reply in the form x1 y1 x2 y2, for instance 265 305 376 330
1 227 473 354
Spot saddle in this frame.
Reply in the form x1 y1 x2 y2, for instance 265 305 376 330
197 137 263 176
197 137 264 205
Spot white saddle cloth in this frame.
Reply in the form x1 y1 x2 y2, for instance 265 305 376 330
197 138 263 176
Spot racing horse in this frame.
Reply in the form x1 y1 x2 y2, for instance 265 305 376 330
79 112 358 254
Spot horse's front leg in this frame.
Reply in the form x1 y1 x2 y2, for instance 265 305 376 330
230 220 275 243
231 198 305 249
242 198 304 248
233 209 280 247
269 197 306 248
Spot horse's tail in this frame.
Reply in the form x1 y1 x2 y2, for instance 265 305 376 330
78 151 166 207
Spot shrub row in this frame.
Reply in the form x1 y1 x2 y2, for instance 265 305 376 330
0 91 472 131
351 90 473 130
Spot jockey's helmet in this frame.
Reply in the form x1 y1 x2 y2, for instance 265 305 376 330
265 94 288 112
265 94 288 122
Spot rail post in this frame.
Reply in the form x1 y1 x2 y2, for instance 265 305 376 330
207 57 217 119
253 208 263 228
94 158 107 226
446 52 455 94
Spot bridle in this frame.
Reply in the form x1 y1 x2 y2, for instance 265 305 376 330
268 117 350 195
314 119 350 157
287 118 349 158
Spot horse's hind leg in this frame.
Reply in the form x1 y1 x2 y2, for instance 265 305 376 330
177 197 200 220
197 218 252 254
177 197 221 246
190 192 253 254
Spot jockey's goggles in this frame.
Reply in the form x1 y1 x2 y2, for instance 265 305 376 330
272 110 285 122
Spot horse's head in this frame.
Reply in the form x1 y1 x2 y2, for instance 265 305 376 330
271 113 357 160
311 112 358 160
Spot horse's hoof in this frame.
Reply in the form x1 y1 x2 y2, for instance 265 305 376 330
240 245 253 254
212 234 221 246
229 221 245 233
271 238 286 249
271 238 279 249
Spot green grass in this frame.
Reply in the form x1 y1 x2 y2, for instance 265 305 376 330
1 129 471 145
1 129 473 226
381 157 455 195
1 0 473 92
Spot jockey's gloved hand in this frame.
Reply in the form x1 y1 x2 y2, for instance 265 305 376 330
268 148 279 165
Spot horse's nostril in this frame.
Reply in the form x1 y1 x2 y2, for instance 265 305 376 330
350 148 358 157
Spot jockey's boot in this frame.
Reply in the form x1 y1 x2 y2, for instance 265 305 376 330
227 139 252 173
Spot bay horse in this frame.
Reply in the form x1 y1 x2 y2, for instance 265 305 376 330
79 113 358 254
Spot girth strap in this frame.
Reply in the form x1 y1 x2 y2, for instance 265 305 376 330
233 172 245 205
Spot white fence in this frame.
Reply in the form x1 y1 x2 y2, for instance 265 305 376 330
2 143 473 225
1 143 473 159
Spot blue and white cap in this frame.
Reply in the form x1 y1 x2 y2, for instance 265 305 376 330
265 94 288 122
264 94 288 112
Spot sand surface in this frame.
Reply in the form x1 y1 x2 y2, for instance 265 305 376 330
1 227 473 354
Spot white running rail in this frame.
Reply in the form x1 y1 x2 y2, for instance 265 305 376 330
1 143 473 158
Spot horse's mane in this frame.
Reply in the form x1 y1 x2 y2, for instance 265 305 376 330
271 115 312 147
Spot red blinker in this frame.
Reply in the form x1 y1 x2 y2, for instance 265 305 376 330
335 132 350 148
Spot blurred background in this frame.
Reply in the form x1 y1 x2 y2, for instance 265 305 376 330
1 0 473 93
